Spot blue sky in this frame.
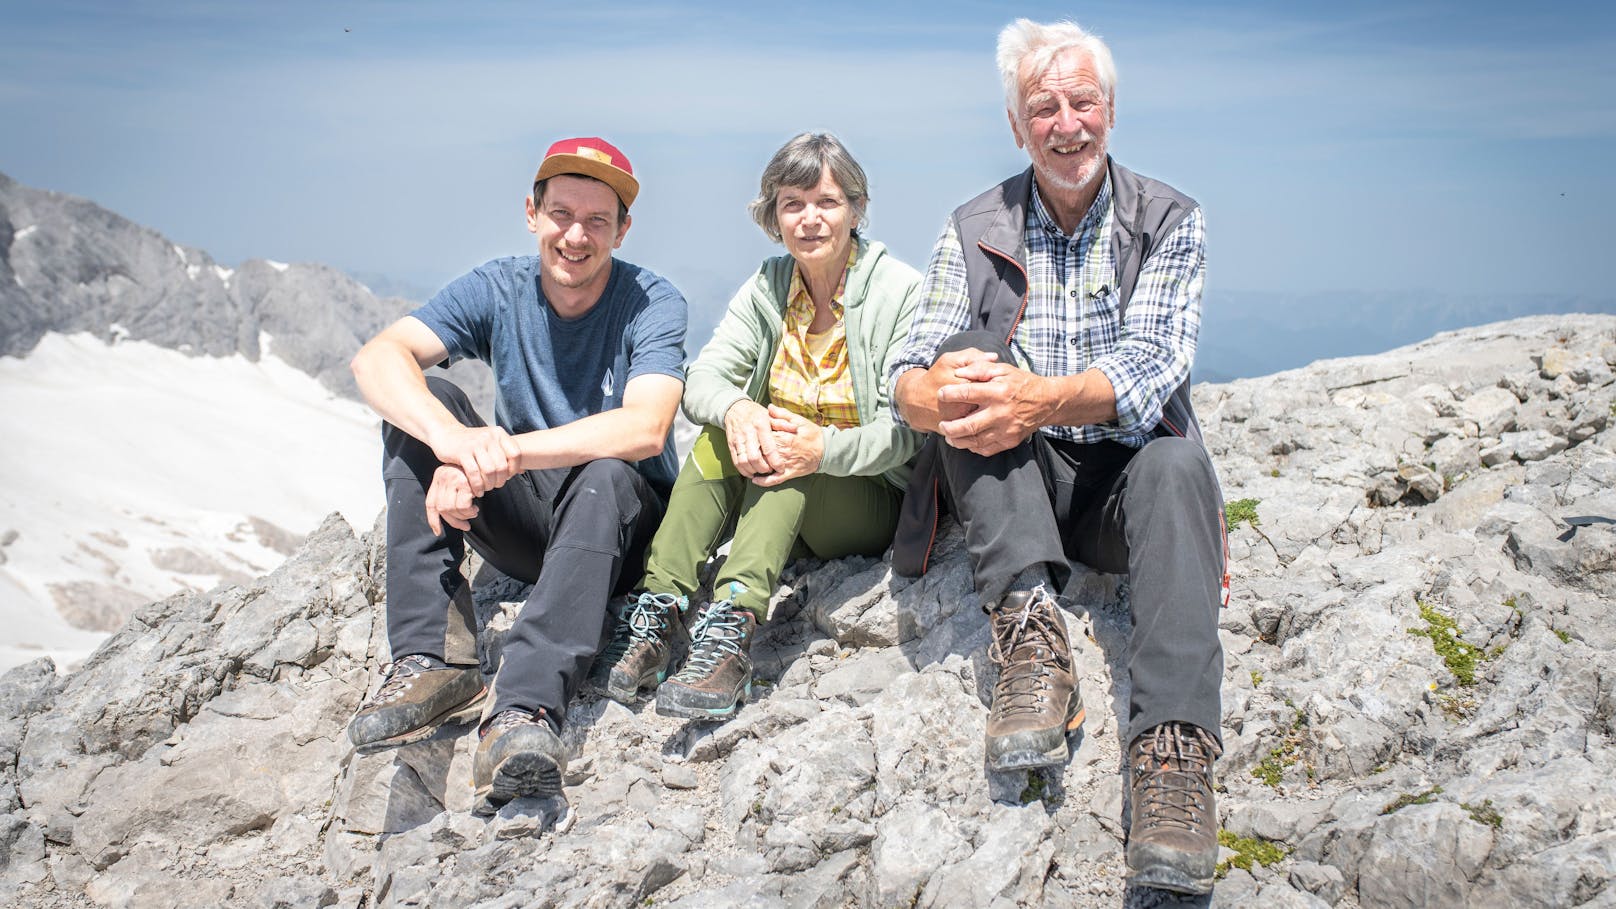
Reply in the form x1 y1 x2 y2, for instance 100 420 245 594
3 0 1613 335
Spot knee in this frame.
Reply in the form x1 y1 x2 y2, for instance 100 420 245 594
424 376 472 410
1128 438 1217 495
576 458 639 491
936 329 1012 364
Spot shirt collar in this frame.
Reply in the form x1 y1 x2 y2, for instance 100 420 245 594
787 243 858 318
1029 171 1112 241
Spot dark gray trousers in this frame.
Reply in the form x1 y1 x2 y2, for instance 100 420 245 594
381 377 664 730
933 331 1224 744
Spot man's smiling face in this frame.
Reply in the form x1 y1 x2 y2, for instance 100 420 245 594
1011 46 1114 197
527 174 630 306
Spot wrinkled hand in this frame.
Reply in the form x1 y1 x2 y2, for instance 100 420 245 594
936 362 1049 456
425 465 479 535
753 406 824 487
723 399 782 478
429 424 522 496
912 348 1001 427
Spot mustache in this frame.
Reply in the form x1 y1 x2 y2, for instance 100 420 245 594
1044 130 1096 150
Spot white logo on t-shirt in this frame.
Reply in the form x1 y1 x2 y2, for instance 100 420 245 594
601 368 614 397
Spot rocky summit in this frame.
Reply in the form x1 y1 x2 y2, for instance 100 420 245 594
2 314 1613 908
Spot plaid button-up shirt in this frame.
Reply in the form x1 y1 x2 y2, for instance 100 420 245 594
889 174 1205 447
768 246 861 429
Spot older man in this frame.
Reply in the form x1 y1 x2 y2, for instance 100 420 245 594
346 137 686 816
890 20 1225 895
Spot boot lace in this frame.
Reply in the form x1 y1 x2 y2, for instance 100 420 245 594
600 592 682 664
371 654 439 705
988 584 1069 721
1132 722 1221 835
674 585 749 682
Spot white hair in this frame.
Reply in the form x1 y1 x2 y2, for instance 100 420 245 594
996 19 1117 116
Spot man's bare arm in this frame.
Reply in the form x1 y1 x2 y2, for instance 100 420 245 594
350 316 521 495
510 373 683 471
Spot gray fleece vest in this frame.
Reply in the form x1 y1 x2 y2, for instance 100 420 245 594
892 159 1205 577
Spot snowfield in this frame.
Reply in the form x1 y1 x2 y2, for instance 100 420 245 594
0 332 383 671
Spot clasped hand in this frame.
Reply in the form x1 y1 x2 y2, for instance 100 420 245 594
753 405 824 487
429 424 522 496
723 400 824 485
929 348 1047 456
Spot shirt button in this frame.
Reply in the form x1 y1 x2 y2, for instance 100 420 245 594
1069 289 1078 298
1069 336 1079 346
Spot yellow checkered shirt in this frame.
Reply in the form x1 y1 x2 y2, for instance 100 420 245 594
767 247 862 429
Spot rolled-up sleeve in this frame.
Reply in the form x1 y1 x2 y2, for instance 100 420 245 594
1090 207 1204 435
886 221 973 427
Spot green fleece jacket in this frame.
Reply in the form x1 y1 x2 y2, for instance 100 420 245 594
682 238 924 489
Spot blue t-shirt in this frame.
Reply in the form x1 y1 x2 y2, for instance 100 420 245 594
411 256 687 495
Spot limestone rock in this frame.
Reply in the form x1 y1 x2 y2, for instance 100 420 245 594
4 315 1614 909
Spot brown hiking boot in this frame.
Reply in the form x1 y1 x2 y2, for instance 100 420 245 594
588 592 687 703
655 583 756 721
347 654 486 754
471 707 567 817
984 585 1084 771
1126 722 1222 895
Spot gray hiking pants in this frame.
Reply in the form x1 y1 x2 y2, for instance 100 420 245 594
381 377 665 730
933 331 1225 744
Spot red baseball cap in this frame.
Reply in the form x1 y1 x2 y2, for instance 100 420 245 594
533 137 639 210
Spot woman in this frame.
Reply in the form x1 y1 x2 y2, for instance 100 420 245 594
588 132 922 720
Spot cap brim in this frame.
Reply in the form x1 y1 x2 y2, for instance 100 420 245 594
533 155 639 210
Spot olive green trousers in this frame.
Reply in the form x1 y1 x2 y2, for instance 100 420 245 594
639 426 902 619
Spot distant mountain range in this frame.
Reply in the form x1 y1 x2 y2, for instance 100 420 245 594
0 170 497 410
0 171 411 398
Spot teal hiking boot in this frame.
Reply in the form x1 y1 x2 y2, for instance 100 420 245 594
655 584 756 721
588 592 687 703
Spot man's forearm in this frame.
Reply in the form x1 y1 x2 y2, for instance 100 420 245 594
513 407 670 472
894 368 946 434
1036 369 1119 429
350 341 465 448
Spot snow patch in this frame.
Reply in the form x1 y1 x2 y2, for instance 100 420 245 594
265 259 289 272
173 244 189 264
0 332 383 671
259 330 275 357
186 264 202 281
109 322 130 343
213 264 234 283
13 224 37 242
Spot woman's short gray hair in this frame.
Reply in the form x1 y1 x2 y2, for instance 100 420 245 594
996 19 1117 118
748 132 869 244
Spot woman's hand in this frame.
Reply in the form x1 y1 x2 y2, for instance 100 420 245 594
723 399 781 477
752 405 824 487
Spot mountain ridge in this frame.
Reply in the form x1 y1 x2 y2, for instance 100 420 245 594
1 170 408 399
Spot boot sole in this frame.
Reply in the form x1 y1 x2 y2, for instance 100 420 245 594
654 681 751 721
1128 862 1213 896
352 686 488 755
985 706 1086 771
471 750 563 817
594 667 668 705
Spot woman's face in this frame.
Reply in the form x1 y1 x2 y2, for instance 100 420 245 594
775 165 856 271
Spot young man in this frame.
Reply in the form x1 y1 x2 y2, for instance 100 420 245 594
890 21 1226 895
346 137 687 816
